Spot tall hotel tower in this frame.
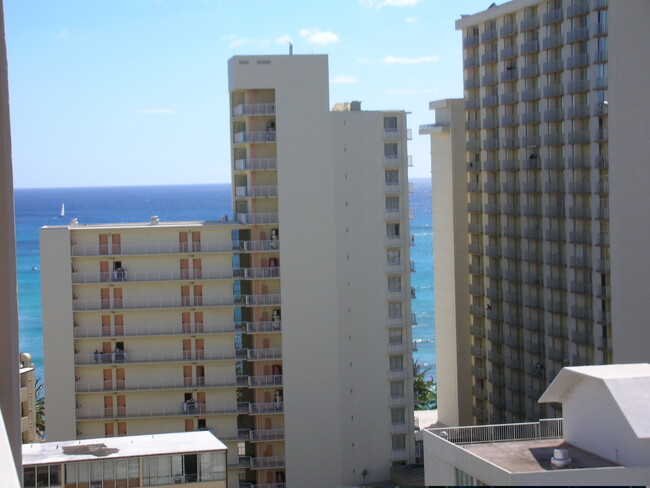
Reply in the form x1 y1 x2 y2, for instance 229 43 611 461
422 0 650 427
41 54 416 487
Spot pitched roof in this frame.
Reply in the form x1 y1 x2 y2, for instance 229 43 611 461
539 363 650 439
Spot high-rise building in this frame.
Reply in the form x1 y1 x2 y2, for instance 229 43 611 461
19 353 38 444
422 0 650 426
41 54 416 487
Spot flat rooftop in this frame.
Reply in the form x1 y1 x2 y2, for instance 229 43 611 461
42 219 243 231
462 439 619 473
23 431 227 466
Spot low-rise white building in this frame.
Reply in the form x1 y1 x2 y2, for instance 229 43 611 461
424 364 650 485
22 431 228 488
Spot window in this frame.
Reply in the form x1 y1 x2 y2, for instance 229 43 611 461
390 381 405 397
391 408 405 424
389 329 403 344
392 434 406 449
386 196 399 211
384 116 398 130
388 302 402 319
386 223 400 238
384 143 398 157
390 355 404 371
387 249 401 265
385 170 399 184
388 276 401 291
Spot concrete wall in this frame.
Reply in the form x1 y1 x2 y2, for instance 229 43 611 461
40 227 77 441
609 0 650 364
426 99 472 427
0 0 21 477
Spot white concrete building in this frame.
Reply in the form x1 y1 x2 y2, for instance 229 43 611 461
40 54 416 488
19 353 38 444
0 0 22 485
22 431 228 488
424 363 650 485
422 0 650 426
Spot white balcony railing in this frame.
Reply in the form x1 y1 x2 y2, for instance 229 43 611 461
247 348 282 361
72 321 280 339
233 103 276 117
235 186 278 198
76 401 245 420
72 267 280 284
235 212 279 225
428 419 563 444
234 158 277 171
250 456 286 470
75 348 238 366
250 428 285 442
249 375 283 388
72 293 280 311
249 402 284 415
71 239 277 257
75 375 240 393
384 128 400 140
234 131 276 144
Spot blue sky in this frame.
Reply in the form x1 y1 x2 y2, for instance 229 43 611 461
5 0 491 188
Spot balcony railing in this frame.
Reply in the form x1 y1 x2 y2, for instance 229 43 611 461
72 267 279 285
463 35 479 48
73 293 280 311
481 29 497 42
236 212 279 225
567 79 590 93
73 321 248 339
521 40 539 55
235 186 278 198
520 17 540 31
500 70 518 83
520 64 540 78
567 0 590 17
247 348 282 361
383 128 402 140
234 131 276 144
75 375 242 393
500 24 517 37
234 158 277 171
521 88 541 102
233 103 275 117
567 27 589 43
501 92 518 104
75 348 239 366
249 375 283 388
249 401 284 415
250 456 286 470
77 401 246 420
568 105 590 118
501 114 518 126
481 52 498 64
250 428 285 442
543 9 563 25
429 419 563 445
543 35 563 50
567 54 589 69
482 73 498 86
72 239 277 257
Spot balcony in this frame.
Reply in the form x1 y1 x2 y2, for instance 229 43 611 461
388 341 406 354
500 159 517 171
568 105 590 118
543 34 563 50
520 65 539 78
472 386 487 400
235 185 278 198
567 27 589 43
465 98 480 110
73 320 253 339
543 133 564 146
384 208 402 220
598 337 612 351
486 267 501 279
250 456 286 470
389 368 407 380
548 347 568 363
233 103 276 117
569 207 591 219
488 351 504 365
483 137 500 150
594 77 608 90
484 202 499 214
466 139 481 151
247 348 283 361
472 366 486 378
543 9 563 25
522 135 540 147
386 261 403 274
482 52 498 64
75 375 242 393
486 286 501 300
501 92 518 104
502 137 519 149
467 181 481 193
234 158 277 172
470 305 486 317
572 329 594 345
595 129 608 142
482 95 499 108
597 259 610 273
471 325 486 337
468 242 483 254
485 223 500 235
568 181 591 194
500 24 517 37
524 316 542 330
463 35 479 47
594 0 608 9
545 182 565 194
594 22 607 36
74 293 265 312
500 70 518 83
520 17 540 31
595 102 609 115
250 428 285 443
543 83 563 97
542 59 564 74
525 341 544 355
546 300 567 314
505 313 522 326
466 119 481 131
543 158 564 170
463 56 480 68
483 116 499 129
521 88 541 102
487 309 502 322
546 277 566 290
567 0 590 17
522 249 542 261
484 181 499 193
522 226 541 239
234 131 276 144
501 114 518 127
598 311 611 324
521 40 540 56
76 401 247 420
569 231 591 244
482 29 498 42
236 212 279 225
567 79 590 93
568 131 590 144
502 203 518 215
567 54 589 69
596 207 609 221
570 281 593 295
467 161 481 171
75 348 240 366
471 346 487 358
488 329 503 343
567 156 590 169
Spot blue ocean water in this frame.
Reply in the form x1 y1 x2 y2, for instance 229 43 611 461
14 180 434 382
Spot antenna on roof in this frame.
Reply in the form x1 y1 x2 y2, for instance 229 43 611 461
289 43 293 55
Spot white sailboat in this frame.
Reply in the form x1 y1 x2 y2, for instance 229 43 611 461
60 203 65 218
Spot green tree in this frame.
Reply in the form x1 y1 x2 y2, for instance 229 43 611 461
413 360 437 410
35 378 45 439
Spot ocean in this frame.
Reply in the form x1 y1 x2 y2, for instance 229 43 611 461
14 179 435 383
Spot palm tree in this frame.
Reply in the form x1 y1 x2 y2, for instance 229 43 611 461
35 378 45 439
413 360 437 410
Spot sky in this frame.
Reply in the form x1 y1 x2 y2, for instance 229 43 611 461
5 0 493 188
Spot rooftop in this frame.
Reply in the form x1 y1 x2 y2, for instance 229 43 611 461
462 439 619 473
23 431 227 466
42 218 241 231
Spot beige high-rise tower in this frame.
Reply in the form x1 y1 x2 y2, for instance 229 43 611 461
422 0 650 427
41 54 416 487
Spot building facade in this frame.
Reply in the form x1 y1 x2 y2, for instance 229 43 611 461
41 54 416 488
423 0 650 426
19 353 38 444
22 431 228 488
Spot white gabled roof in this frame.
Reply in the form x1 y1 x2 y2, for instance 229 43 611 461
539 363 650 439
